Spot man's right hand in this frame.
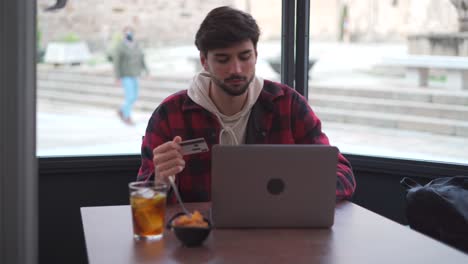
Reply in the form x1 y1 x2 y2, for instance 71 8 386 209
152 136 185 183
116 79 121 86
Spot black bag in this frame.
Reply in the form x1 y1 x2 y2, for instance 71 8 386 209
401 176 468 253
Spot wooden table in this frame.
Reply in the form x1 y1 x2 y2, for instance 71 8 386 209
81 202 467 264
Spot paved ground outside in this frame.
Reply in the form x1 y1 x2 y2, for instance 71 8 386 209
37 41 468 166
37 101 468 164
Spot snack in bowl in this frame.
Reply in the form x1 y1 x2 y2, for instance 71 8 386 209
173 210 209 228
169 211 211 247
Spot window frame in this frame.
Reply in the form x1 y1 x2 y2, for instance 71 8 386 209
32 1 468 185
7 2 466 263
1 0 38 263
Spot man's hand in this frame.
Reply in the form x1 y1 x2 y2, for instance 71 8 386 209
153 136 185 183
116 79 121 86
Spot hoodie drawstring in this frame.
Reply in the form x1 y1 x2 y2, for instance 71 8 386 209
214 110 251 145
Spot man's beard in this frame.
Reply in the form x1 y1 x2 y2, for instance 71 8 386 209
212 74 255 96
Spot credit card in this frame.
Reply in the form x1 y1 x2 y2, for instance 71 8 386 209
180 137 209 156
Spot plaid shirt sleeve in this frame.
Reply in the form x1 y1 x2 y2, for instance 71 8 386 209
137 108 170 182
289 90 356 200
137 92 183 182
137 91 215 203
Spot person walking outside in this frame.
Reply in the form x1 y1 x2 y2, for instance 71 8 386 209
113 26 148 125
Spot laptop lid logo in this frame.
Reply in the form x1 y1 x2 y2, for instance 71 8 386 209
267 178 285 195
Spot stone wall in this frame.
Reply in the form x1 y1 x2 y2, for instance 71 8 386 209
37 0 461 52
343 0 458 42
38 0 234 51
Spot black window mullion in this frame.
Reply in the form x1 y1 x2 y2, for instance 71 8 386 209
281 0 295 87
295 0 310 98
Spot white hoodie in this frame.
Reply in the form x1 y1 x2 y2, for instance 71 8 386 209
187 71 263 145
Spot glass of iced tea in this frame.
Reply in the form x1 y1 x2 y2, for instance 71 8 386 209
129 181 168 241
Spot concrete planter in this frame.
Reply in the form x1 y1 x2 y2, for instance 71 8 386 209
44 41 91 65
267 58 318 78
408 33 468 57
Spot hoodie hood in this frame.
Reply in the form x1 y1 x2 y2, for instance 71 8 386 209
187 70 263 145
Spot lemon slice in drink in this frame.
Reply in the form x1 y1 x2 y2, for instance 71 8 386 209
153 193 166 205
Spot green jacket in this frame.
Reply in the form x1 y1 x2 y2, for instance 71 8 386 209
113 41 147 78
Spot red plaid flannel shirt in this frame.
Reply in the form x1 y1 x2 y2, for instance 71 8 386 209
138 80 356 201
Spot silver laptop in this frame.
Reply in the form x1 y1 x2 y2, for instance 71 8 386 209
211 144 338 228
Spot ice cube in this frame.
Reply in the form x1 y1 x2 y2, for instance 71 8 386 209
137 188 155 199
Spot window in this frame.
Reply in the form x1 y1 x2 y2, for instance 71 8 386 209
37 0 468 166
308 0 468 165
37 0 282 157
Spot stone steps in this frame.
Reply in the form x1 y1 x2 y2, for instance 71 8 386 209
39 67 468 106
310 94 468 121
38 79 177 99
310 83 468 106
37 68 468 137
38 68 190 92
314 107 468 137
37 89 164 112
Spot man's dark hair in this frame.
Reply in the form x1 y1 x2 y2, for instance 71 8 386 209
195 6 261 56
